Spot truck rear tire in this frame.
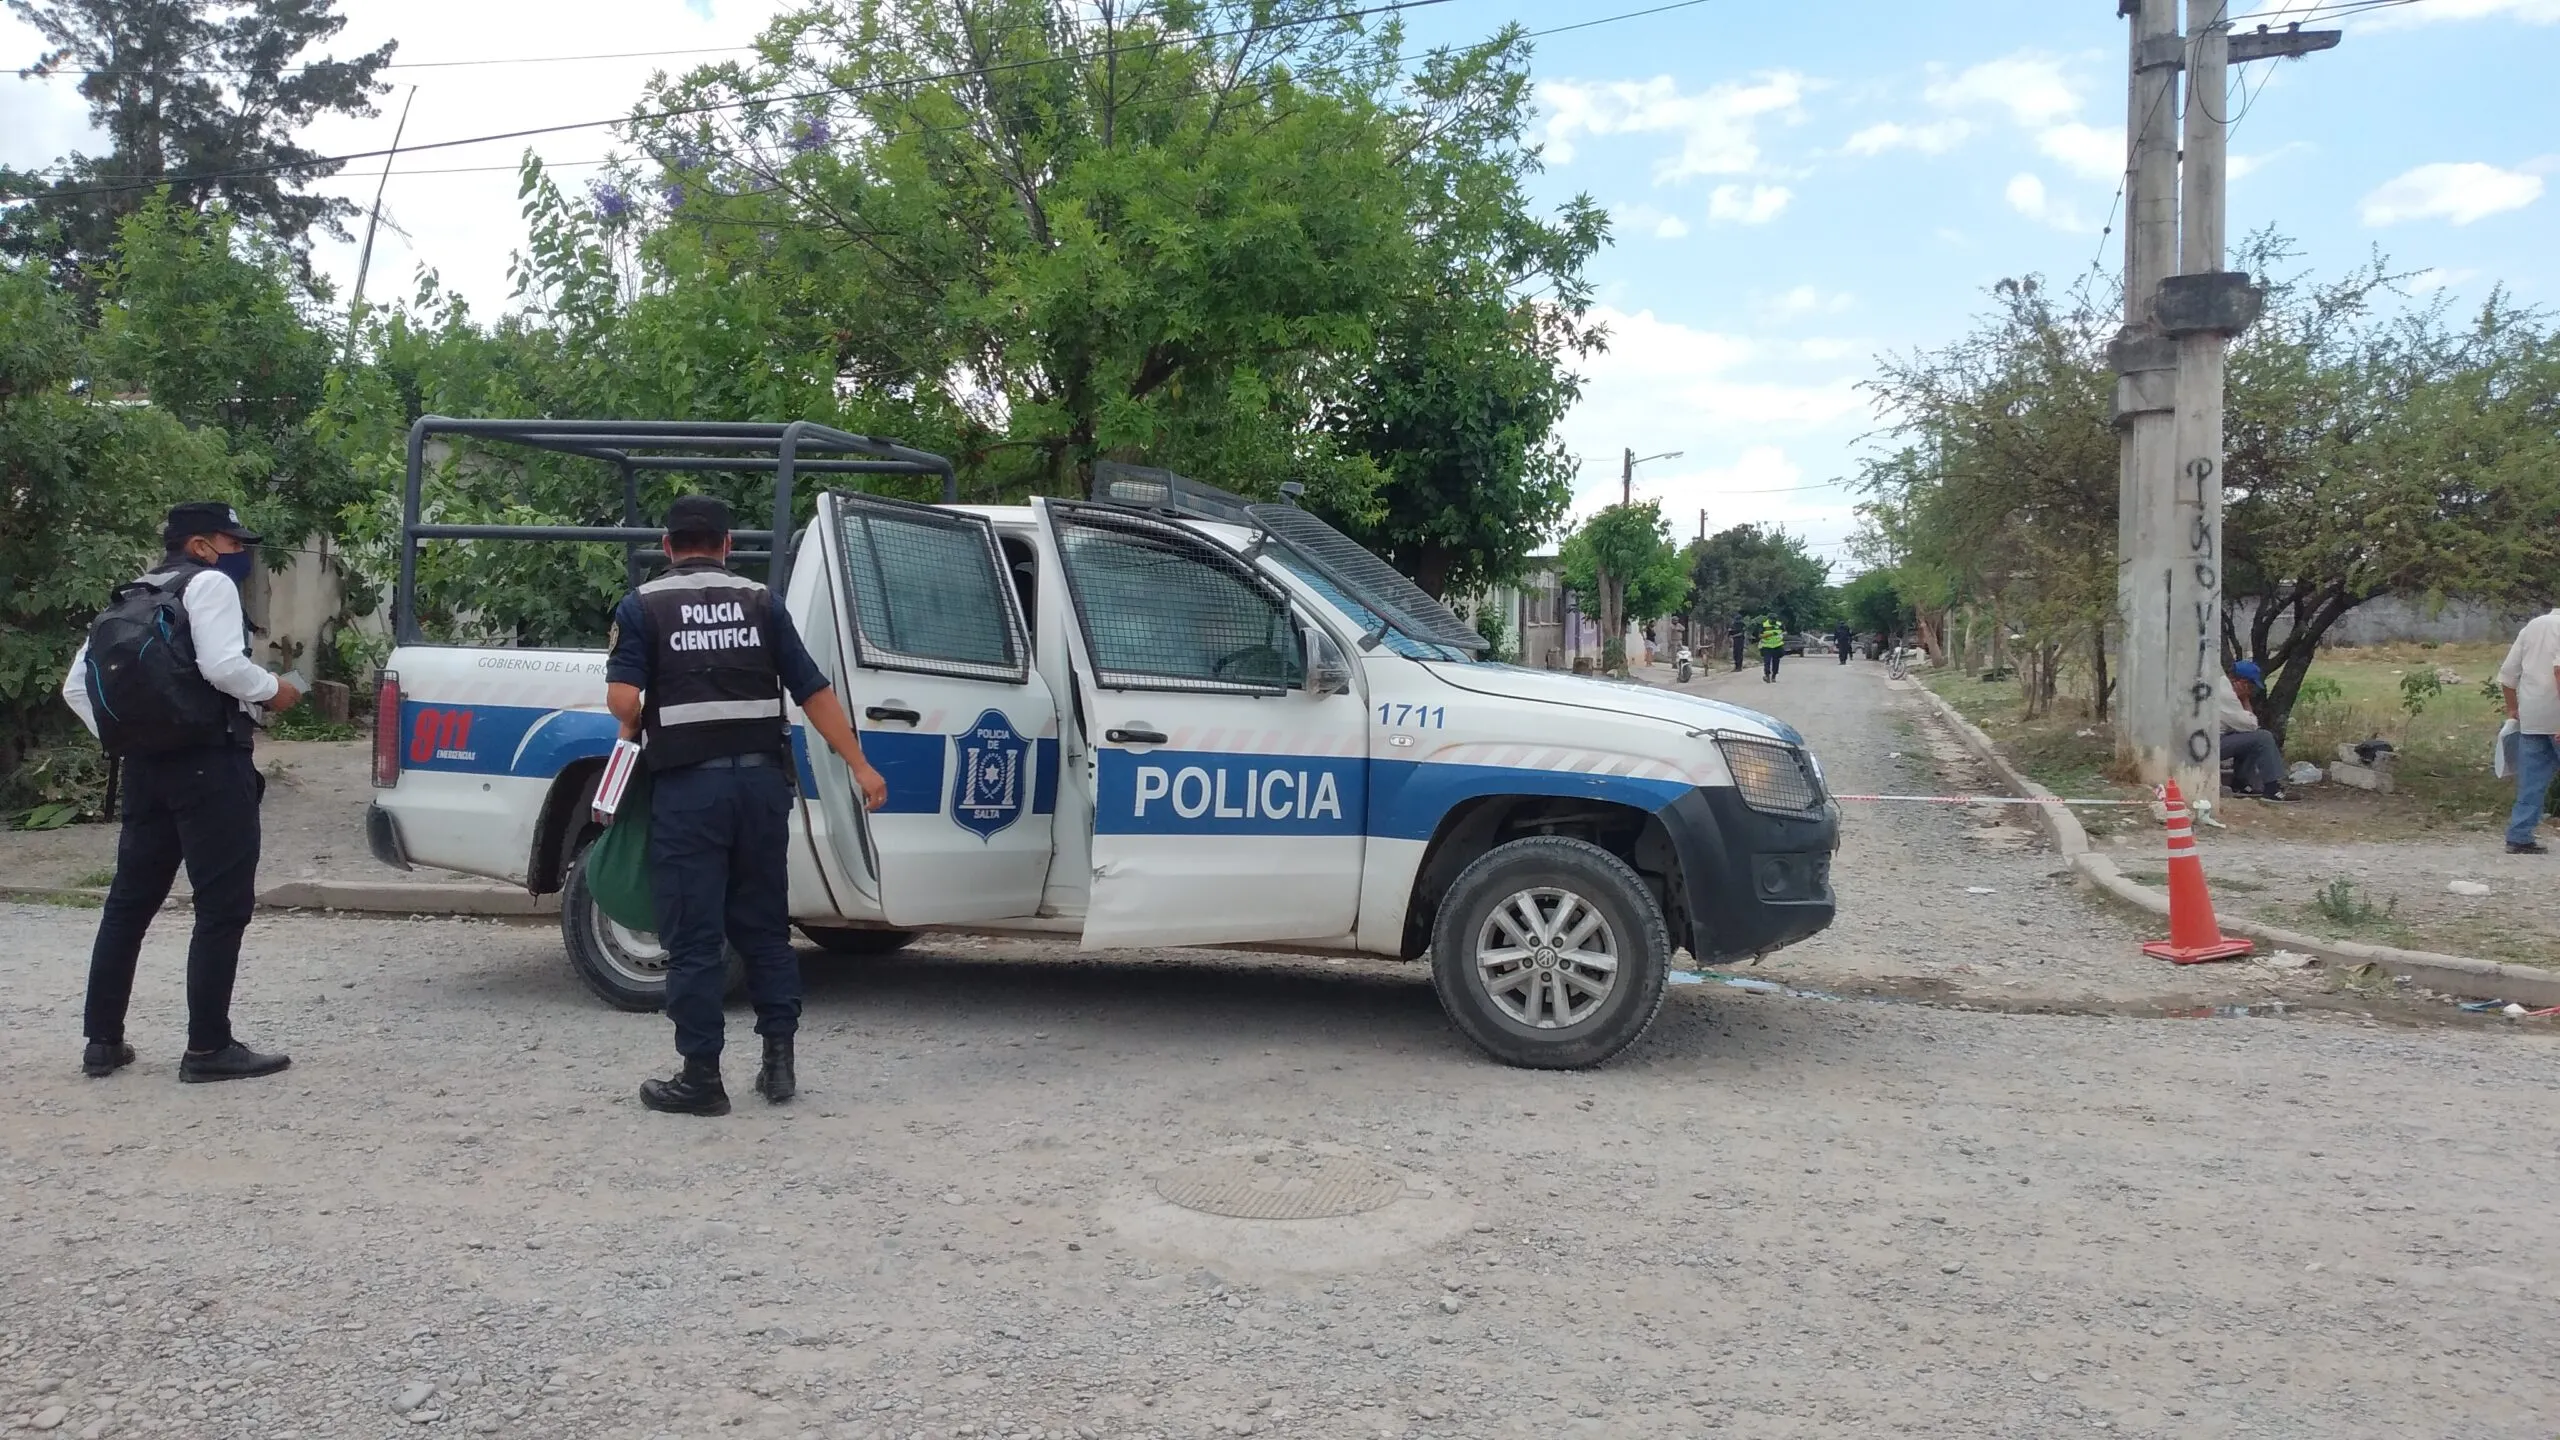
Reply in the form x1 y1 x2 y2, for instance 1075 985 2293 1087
560 844 742 1012
1429 835 1671 1069
798 926 920 956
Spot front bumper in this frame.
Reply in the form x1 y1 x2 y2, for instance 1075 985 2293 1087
1658 786 1838 961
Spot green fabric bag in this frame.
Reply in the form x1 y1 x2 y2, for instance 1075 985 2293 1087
582 764 659 933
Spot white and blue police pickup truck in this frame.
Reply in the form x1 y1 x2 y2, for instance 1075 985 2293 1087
367 419 1837 1068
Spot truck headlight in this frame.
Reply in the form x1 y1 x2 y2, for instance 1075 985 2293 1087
1714 733 1826 816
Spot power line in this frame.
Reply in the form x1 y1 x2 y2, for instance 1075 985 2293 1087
11 0 1731 201
25 43 769 79
4 0 1454 201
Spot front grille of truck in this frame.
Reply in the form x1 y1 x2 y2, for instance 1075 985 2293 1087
1714 733 1827 817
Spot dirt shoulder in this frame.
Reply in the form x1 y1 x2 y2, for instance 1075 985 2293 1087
0 738 478 893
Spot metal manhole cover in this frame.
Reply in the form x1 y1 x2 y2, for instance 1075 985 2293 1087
1152 1153 1407 1220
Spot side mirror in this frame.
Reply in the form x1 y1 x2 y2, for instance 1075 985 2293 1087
1305 624 1353 698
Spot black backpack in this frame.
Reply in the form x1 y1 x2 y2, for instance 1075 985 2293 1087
82 566 242 756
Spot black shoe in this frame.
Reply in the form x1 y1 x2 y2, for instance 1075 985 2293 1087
82 1042 135 1078
754 1035 796 1104
2510 840 2550 855
640 1061 730 1116
179 1042 291 1084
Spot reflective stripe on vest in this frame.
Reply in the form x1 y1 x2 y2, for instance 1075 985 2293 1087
657 697 785 725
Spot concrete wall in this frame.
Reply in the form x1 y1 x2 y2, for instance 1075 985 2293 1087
2239 594 2533 649
242 537 383 681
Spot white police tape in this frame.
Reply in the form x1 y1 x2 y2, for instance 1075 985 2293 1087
1830 792 2154 807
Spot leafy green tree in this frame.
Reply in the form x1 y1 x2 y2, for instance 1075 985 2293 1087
97 199 355 550
0 0 396 291
0 256 228 784
2222 238 2560 737
1560 500 1685 675
1864 273 2117 716
619 0 1574 522
1837 569 1910 644
1685 523 1833 637
1319 31 1607 598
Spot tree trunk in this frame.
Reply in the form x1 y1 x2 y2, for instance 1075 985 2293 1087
1410 549 1453 600
2090 624 2113 723
2259 583 2362 745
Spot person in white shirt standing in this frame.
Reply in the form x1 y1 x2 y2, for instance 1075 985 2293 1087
60 502 303 1081
2496 606 2560 855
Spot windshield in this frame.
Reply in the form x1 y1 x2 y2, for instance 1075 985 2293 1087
1243 504 1489 661
1264 548 1477 663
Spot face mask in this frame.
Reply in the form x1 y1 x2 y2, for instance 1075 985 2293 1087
212 549 256 585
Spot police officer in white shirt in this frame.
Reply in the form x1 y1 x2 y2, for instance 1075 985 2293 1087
2496 605 2560 855
60 502 302 1082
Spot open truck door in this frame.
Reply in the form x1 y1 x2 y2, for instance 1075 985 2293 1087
1031 498 1367 949
803 492 1058 925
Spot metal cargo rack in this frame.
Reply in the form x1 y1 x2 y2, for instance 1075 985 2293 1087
393 417 957 645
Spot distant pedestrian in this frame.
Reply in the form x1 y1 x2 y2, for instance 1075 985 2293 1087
1759 617 1786 682
1728 620 1748 672
61 502 303 1082
1832 621 1853 665
2495 604 2560 854
2216 661 2289 801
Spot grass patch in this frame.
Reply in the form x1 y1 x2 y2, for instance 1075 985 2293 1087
267 698 360 743
72 868 116 889
2311 877 2392 927
2282 642 2515 825
1919 669 2129 801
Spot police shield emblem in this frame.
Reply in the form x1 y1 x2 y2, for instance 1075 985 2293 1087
950 709 1028 840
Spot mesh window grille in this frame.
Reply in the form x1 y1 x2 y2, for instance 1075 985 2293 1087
833 496 1028 683
1049 504 1303 695
1245 504 1488 656
1265 549 1465 662
1714 732 1827 816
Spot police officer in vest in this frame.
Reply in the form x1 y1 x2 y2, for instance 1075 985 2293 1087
604 496 890 1115
60 502 302 1082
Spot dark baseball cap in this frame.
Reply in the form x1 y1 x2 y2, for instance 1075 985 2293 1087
662 494 733 538
163 501 261 546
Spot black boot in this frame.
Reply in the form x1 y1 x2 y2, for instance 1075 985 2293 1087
754 1035 795 1104
82 1041 136 1078
640 1058 730 1116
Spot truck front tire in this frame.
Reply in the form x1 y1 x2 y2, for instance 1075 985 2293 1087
1430 836 1671 1069
560 844 742 1012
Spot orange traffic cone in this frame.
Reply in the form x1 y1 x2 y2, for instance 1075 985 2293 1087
2142 780 2253 965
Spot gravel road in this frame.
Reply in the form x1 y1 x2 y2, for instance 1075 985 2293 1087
9 659 2560 1439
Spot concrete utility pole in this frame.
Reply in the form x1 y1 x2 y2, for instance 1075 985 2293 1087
2111 0 2185 789
2111 2 2334 802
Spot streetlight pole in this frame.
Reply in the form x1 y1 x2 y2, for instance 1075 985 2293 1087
1621 447 1683 507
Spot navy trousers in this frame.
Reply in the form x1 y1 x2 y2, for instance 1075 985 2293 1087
647 762 802 1063
86 746 261 1051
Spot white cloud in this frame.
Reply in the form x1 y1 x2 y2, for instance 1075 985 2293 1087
2035 121 2122 182
1563 306 1868 456
1842 118 1971 156
2004 172 2089 231
1708 183 1792 225
2359 162 2545 226
2228 142 2312 181
1612 202 1692 240
1924 53 2083 129
2406 267 2481 293
1755 285 1854 321
1539 71 1808 182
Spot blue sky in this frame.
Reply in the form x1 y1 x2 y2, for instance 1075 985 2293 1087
5 0 2554 572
